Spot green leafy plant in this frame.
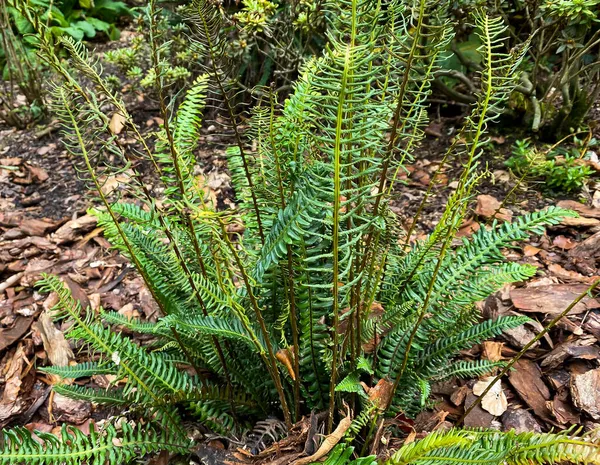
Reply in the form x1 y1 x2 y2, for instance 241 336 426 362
1 0 598 464
0 0 44 127
10 0 131 42
506 138 596 192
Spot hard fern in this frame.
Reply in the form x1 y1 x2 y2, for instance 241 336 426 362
0 422 189 465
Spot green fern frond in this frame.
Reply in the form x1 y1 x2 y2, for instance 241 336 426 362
40 362 117 379
385 428 600 465
53 384 131 406
435 360 506 380
0 422 190 465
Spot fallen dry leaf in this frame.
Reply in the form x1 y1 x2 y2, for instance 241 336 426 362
553 235 577 250
109 112 126 135
473 377 508 416
523 245 541 257
32 312 74 369
474 195 512 222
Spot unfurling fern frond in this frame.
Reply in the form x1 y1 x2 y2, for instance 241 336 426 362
0 422 190 465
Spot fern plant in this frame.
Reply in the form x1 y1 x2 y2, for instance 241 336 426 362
2 0 597 464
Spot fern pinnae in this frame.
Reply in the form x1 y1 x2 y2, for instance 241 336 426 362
40 362 116 379
0 422 190 465
38 275 188 438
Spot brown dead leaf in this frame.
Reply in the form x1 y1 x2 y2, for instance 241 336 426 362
523 245 541 257
474 195 512 222
32 312 73 369
473 377 508 416
25 164 49 183
457 219 480 238
109 112 126 135
553 235 577 250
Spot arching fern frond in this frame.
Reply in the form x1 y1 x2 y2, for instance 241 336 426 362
0 422 190 465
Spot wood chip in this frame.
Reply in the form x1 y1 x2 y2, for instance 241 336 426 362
508 360 553 422
559 216 600 227
463 391 494 428
541 336 600 370
52 214 98 245
548 264 599 285
558 200 600 219
0 316 33 352
501 408 542 433
571 368 600 420
570 232 600 259
549 388 580 425
510 284 600 315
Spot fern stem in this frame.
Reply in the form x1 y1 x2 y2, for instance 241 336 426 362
217 220 292 428
268 90 301 420
328 8 356 434
194 1 265 243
